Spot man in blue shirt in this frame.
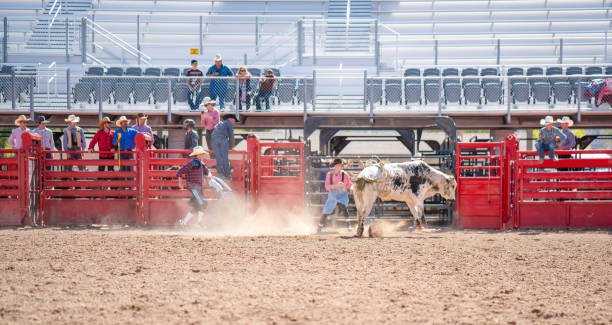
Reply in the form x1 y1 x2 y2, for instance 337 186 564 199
211 113 238 180
112 116 139 171
206 54 233 111
535 115 566 164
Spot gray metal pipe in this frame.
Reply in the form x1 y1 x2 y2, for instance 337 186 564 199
66 69 71 110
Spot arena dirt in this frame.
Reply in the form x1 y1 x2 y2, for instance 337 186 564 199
0 227 610 324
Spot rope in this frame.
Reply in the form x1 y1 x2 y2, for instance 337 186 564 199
117 133 122 169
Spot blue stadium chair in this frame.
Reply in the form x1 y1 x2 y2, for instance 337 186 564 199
125 67 142 76
461 68 479 87
483 83 503 104
511 82 530 104
173 83 188 103
404 68 420 77
605 66 612 75
248 68 261 77
526 67 546 86
546 66 566 85
384 79 402 104
532 82 551 104
565 66 583 88
367 79 383 104
424 82 441 104
507 67 526 86
153 82 169 103
163 68 180 76
443 82 462 104
86 66 104 76
93 81 114 104
133 82 152 104
114 82 133 103
277 79 296 104
464 83 482 104
297 79 314 104
106 67 123 76
552 82 572 104
73 82 93 104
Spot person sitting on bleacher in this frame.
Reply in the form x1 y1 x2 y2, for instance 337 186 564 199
206 55 233 111
254 69 276 111
186 59 204 111
535 115 566 164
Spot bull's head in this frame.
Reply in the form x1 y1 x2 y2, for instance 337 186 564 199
440 175 457 201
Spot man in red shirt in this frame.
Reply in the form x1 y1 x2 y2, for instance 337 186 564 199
88 117 116 171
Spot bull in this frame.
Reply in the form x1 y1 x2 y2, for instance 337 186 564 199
352 160 456 237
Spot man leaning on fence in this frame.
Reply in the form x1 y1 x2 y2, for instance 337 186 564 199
133 113 154 139
535 115 566 164
200 96 220 156
9 115 31 149
62 114 87 171
112 116 138 172
33 116 55 170
89 117 116 172
206 55 233 111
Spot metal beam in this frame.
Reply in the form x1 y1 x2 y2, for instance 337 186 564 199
3 17 7 63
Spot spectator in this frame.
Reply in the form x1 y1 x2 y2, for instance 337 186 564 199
32 116 55 170
8 115 31 149
186 59 204 111
211 114 238 180
254 69 276 111
176 146 212 226
89 117 116 172
132 113 153 139
183 119 199 154
556 116 577 172
235 66 252 111
206 54 233 111
62 114 87 171
112 116 138 171
200 97 220 157
318 158 353 232
535 115 566 164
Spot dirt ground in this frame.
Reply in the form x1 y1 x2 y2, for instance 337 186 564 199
0 227 610 324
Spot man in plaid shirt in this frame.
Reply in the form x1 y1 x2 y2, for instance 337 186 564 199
177 146 212 226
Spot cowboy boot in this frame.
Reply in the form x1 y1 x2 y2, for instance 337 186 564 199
318 214 329 232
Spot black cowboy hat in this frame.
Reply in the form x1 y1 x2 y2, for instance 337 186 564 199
222 114 239 122
36 115 50 124
330 158 344 167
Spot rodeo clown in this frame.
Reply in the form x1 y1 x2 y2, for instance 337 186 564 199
318 158 353 232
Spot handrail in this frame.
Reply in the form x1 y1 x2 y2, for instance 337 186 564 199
84 17 152 65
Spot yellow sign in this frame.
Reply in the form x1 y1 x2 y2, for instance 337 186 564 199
190 48 200 55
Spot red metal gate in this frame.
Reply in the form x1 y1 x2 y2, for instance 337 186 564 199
508 135 612 228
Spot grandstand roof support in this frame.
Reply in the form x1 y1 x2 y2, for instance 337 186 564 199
3 17 8 63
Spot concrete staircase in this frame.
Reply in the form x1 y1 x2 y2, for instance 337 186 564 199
325 0 373 53
25 0 92 52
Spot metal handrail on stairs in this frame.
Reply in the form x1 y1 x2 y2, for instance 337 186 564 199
83 17 152 66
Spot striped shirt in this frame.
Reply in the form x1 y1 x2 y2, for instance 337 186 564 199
32 127 55 150
176 158 210 190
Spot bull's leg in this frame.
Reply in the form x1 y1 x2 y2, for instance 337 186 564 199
417 203 427 229
354 186 377 237
407 204 420 229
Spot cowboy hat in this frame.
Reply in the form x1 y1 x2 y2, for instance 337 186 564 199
189 146 208 157
183 119 195 127
14 115 31 126
556 116 574 127
214 54 223 62
98 116 112 128
64 114 80 124
222 113 239 122
539 115 555 126
35 115 49 124
330 158 344 167
115 115 131 127
136 112 148 119
202 96 216 106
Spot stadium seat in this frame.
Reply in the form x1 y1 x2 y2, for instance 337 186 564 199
114 82 133 103
297 79 314 104
384 79 402 104
511 82 530 104
277 79 296 104
153 82 169 103
93 81 114 104
532 82 551 104
404 82 421 104
565 66 583 87
163 68 180 76
106 67 124 76
546 66 566 85
73 82 93 103
605 66 612 76
367 79 383 104
424 82 441 104
86 66 104 76
443 82 462 104
461 68 479 87
480 68 500 86
442 68 459 86
464 83 482 104
173 83 188 103
585 66 603 76
526 67 546 86
270 68 281 77
133 82 152 104
423 68 440 86
0 76 10 102
552 82 572 104
125 67 142 76
507 67 526 85
248 68 261 77
572 81 590 103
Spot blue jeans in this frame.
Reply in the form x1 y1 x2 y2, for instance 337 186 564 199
210 85 227 109
212 137 230 179
187 86 202 110
119 152 133 172
255 92 272 110
535 141 556 159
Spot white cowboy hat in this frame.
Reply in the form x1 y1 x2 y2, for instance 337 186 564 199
202 96 216 105
539 115 555 126
214 54 223 62
189 146 209 157
14 115 31 125
115 115 131 127
556 116 574 127
64 114 80 123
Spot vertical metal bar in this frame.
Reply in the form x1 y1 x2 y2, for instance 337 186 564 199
29 77 34 119
605 32 608 63
65 17 69 62
243 53 247 65
559 38 563 64
11 71 15 109
3 17 7 63
496 39 501 65
576 77 582 123
98 78 103 120
137 15 140 65
199 16 203 55
255 16 259 56
167 78 172 123
66 68 71 110
297 20 303 65
434 40 439 65
506 74 511 124
437 78 442 116
312 20 317 65
312 71 316 111
91 14 95 54
302 78 307 112
369 80 374 121
375 41 380 76
235 76 240 118
363 70 367 111
81 18 86 63
395 34 399 71
303 79 307 122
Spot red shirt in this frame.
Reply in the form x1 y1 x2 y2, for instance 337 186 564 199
89 129 116 158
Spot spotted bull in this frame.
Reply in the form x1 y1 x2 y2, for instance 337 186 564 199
352 160 456 237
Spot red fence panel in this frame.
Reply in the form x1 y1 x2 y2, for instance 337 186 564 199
455 142 505 229
511 136 612 228
0 149 21 225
